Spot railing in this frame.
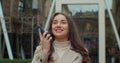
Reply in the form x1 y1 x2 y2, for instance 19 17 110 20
0 16 37 59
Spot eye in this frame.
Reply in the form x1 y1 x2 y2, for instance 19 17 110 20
61 20 67 24
52 20 58 24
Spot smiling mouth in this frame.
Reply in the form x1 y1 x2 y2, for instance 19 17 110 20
55 29 63 32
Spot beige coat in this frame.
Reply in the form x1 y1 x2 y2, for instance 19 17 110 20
32 45 83 63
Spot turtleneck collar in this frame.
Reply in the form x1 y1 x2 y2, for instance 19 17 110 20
53 40 71 48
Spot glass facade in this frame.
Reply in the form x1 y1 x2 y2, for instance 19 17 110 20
62 4 99 63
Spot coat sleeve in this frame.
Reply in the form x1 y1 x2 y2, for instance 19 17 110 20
31 45 49 63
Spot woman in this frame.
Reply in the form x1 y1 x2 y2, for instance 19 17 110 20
32 12 91 63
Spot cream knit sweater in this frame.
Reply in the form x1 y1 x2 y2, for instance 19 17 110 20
32 41 83 63
53 40 71 59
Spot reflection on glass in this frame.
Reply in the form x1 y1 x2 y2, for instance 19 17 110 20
62 4 98 63
68 5 98 16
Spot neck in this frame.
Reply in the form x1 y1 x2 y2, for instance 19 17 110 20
55 37 68 42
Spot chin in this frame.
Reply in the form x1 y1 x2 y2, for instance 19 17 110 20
54 34 63 37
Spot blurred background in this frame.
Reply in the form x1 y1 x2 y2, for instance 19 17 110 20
0 0 119 63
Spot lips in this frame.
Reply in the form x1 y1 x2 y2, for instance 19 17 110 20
55 28 63 33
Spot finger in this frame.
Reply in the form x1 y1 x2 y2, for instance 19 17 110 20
48 37 52 41
46 34 51 39
43 31 48 38
38 28 42 38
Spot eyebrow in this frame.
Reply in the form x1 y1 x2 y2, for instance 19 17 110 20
53 19 67 21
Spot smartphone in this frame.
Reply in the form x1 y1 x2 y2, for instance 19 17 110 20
34 25 45 34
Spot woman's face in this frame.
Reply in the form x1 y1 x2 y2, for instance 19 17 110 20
52 14 69 41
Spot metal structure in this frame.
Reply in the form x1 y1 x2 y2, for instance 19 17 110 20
0 2 13 59
45 0 55 30
105 0 120 50
55 0 105 63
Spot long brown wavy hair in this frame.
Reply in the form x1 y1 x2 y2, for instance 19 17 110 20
47 12 91 63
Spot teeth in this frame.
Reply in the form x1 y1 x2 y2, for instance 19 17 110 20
56 29 62 32
56 30 61 31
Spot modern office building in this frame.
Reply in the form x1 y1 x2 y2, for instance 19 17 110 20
0 0 119 63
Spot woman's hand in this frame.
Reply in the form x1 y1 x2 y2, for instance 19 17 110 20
38 29 52 53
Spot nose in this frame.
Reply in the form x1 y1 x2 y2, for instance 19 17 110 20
55 22 62 28
56 22 61 26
